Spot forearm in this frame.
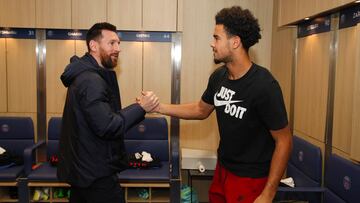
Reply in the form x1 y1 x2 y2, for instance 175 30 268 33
157 101 211 120
261 128 292 199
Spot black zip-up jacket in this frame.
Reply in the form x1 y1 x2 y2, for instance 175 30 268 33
57 53 145 187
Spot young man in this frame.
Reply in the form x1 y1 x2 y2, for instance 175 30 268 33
57 22 158 203
154 6 292 203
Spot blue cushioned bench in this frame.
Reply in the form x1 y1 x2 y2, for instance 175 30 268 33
26 117 171 183
277 135 325 202
324 154 360 203
118 117 170 183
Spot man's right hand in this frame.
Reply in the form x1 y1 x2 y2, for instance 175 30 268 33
136 91 159 112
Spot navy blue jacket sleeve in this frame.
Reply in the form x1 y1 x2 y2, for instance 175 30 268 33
77 73 145 139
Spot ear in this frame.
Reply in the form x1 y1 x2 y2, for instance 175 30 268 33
232 36 242 49
89 40 98 52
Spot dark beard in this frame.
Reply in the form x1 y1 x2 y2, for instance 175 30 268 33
213 55 231 64
101 56 115 69
214 59 222 64
100 52 117 69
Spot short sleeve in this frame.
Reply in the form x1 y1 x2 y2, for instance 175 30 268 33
201 67 227 105
201 76 215 105
256 80 288 130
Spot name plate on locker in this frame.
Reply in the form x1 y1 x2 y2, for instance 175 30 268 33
117 31 172 42
339 4 360 29
46 29 87 40
0 28 36 39
45 29 172 42
297 16 331 38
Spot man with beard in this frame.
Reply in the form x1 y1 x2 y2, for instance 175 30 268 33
153 6 292 203
58 22 159 203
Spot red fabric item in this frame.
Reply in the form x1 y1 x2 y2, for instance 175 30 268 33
209 162 268 203
49 155 59 166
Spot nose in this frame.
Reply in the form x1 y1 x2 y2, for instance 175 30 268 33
114 43 120 53
210 41 215 48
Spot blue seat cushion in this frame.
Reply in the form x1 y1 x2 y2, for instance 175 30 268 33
279 163 322 203
287 162 320 187
118 162 169 182
27 163 58 181
0 165 23 180
324 189 346 203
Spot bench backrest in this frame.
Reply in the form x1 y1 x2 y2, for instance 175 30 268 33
124 117 169 161
288 135 322 187
0 117 35 157
324 154 360 203
47 117 62 159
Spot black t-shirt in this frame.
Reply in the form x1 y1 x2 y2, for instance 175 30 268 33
202 63 288 178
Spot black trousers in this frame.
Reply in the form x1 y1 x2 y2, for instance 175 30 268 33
69 175 125 203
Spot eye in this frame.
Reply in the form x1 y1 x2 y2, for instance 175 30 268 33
110 41 120 46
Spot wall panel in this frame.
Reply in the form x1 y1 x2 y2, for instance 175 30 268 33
294 33 330 142
0 39 6 112
181 0 221 150
350 24 360 161
108 0 142 30
46 40 75 114
36 0 71 28
72 0 107 29
278 0 298 26
6 39 37 113
115 42 142 107
316 0 339 14
278 0 354 26
332 27 356 154
245 0 274 69
177 0 183 31
0 0 35 28
143 0 177 31
271 0 296 119
297 0 316 19
317 0 354 13
143 42 172 104
75 40 88 56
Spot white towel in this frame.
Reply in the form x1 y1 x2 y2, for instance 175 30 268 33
0 146 5 155
280 177 295 188
141 151 153 162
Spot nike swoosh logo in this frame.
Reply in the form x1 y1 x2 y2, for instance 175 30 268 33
214 94 243 107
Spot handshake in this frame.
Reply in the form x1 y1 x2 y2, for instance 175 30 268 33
136 91 160 113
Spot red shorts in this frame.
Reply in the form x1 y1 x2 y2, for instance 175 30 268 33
209 163 267 203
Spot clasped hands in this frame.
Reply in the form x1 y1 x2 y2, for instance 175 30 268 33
136 91 160 113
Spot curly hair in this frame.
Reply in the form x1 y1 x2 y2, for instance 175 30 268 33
215 6 261 51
